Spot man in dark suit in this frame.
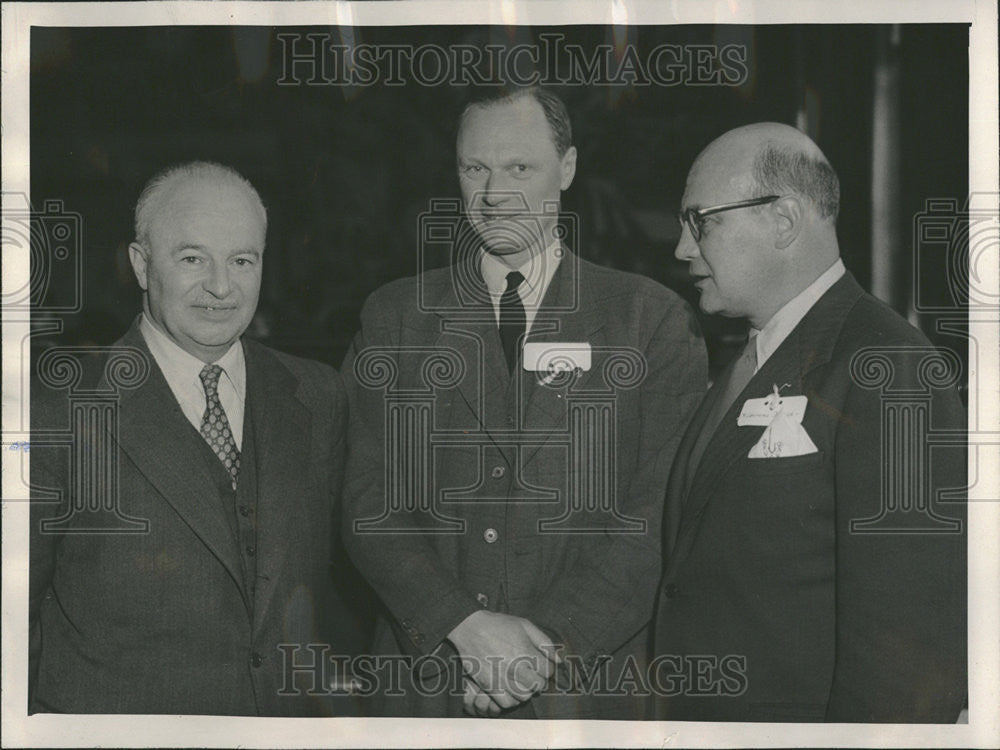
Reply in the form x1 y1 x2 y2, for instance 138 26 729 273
30 162 350 715
653 123 967 722
341 87 707 719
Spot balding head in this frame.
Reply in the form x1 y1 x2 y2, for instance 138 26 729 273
675 123 842 329
694 123 839 224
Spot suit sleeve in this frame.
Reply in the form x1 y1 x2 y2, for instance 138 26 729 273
340 291 481 657
327 366 348 514
825 344 967 722
528 293 708 663
28 381 69 710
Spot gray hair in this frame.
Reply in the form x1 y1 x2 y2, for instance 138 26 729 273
134 161 267 245
751 144 840 222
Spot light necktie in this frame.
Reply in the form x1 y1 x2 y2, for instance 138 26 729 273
498 271 526 373
199 364 240 488
686 334 759 483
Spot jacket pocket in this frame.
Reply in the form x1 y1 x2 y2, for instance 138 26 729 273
739 450 826 476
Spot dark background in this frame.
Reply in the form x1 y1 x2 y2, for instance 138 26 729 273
29 24 970 653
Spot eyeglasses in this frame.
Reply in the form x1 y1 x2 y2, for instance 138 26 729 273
678 195 781 242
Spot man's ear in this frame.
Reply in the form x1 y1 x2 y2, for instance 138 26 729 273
128 242 149 291
771 195 804 250
559 146 577 191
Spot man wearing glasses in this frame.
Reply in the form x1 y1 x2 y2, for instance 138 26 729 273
652 122 966 722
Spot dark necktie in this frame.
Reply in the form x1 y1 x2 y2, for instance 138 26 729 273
498 271 526 373
199 364 240 489
686 334 758 485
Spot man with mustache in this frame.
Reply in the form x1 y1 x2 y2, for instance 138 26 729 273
30 162 350 715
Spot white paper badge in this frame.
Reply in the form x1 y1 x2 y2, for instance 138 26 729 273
738 384 808 427
747 409 819 458
522 342 592 373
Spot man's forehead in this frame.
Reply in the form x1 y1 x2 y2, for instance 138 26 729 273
682 157 753 207
161 176 255 210
148 190 264 249
458 97 556 151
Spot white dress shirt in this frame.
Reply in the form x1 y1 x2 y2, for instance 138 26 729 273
750 258 846 372
139 313 247 449
479 242 563 335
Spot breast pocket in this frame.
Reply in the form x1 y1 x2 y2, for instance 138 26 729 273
736 449 834 567
739 450 826 476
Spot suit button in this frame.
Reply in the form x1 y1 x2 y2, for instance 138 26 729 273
239 505 250 517
663 583 678 599
491 465 506 478
477 592 489 607
251 652 263 667
483 528 499 543
246 545 256 556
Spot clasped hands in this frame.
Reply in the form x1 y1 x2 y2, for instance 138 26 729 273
447 609 561 717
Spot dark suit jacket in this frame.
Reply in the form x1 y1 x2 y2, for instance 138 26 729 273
341 251 707 718
653 272 967 722
29 318 349 715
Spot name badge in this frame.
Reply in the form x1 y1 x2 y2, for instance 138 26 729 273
737 391 807 426
522 342 592 373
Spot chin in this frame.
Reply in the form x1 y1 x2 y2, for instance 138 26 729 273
696 297 718 315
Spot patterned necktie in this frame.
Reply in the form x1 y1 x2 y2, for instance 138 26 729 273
499 271 526 373
199 364 240 488
686 333 759 484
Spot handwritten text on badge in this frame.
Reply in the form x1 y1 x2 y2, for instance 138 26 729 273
737 394 807 426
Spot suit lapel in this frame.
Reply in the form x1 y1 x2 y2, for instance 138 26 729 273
242 340 313 623
519 254 607 468
663 368 727 555
429 258 506 425
112 320 248 604
669 273 866 566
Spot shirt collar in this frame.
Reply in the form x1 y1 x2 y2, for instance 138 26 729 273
751 258 846 370
139 312 246 399
479 241 563 305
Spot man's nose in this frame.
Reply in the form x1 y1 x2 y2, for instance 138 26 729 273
480 186 529 212
674 227 700 262
203 262 232 297
481 172 508 205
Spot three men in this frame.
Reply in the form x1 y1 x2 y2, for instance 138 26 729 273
26 116 968 724
653 123 967 722
30 162 349 715
341 87 707 718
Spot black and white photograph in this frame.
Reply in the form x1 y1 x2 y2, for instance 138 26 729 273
2 1 998 747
